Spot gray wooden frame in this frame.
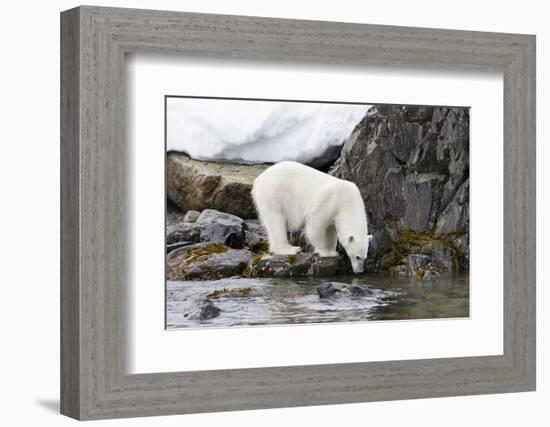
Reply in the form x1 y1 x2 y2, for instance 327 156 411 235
60 5 536 420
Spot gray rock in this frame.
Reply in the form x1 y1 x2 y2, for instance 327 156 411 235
199 301 221 320
166 223 201 245
247 253 312 278
421 270 439 281
246 253 352 278
196 209 246 249
308 255 352 276
330 104 469 269
183 210 201 223
317 282 372 298
317 283 340 298
436 179 469 235
167 242 252 281
406 254 432 276
166 152 268 219
166 241 193 254
400 173 446 232
420 241 458 272
348 285 373 297
389 264 408 277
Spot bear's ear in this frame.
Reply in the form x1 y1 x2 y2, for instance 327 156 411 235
367 234 373 242
348 235 354 243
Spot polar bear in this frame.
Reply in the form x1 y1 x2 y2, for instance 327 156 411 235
252 161 373 273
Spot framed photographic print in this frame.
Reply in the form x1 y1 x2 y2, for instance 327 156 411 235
61 6 536 420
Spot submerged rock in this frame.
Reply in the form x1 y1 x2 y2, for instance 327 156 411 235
388 264 408 277
166 152 268 219
317 283 340 298
186 300 221 321
167 242 252 281
317 282 373 298
199 301 221 320
405 254 432 276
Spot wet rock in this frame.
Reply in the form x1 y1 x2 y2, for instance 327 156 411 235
317 283 340 298
199 300 221 320
167 242 252 281
317 282 373 298
204 287 256 299
389 264 408 277
348 285 373 297
166 152 268 219
183 210 201 223
406 254 432 276
167 241 193 254
247 253 312 278
166 222 201 245
421 270 439 281
308 255 352 276
187 300 222 320
246 252 352 278
420 241 458 272
196 209 246 249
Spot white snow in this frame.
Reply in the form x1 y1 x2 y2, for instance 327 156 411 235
166 97 369 163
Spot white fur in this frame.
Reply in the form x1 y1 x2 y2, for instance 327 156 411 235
252 161 373 273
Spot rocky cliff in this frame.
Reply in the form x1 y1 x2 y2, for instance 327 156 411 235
329 105 469 274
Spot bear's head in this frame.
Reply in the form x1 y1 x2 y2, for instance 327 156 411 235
343 234 373 273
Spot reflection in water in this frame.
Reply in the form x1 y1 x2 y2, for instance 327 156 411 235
166 273 469 329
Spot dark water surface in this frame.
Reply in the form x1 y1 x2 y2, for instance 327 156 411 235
166 273 469 329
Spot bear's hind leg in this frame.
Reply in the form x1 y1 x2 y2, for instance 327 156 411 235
263 211 301 255
323 224 338 256
306 220 339 257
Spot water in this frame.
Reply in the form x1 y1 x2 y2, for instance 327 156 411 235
166 273 469 329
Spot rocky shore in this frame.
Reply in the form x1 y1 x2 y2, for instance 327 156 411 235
166 105 469 283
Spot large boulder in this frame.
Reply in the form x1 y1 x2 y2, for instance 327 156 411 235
330 105 469 271
166 152 269 219
166 209 247 249
196 209 246 249
167 242 252 281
